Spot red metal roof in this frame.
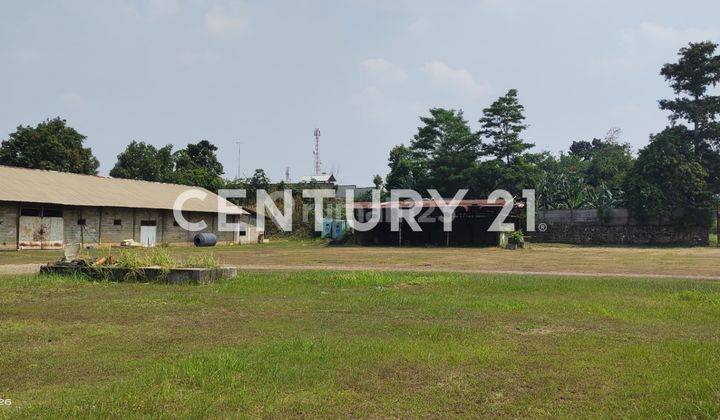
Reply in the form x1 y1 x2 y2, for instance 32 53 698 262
351 198 524 210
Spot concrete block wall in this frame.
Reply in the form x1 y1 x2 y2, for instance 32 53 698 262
0 203 17 249
0 202 257 249
64 207 101 247
534 208 709 246
99 207 135 244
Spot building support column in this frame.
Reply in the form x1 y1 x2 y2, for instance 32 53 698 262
15 203 20 250
398 220 402 247
98 207 103 246
132 209 136 241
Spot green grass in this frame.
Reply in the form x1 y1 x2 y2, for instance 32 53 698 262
3 241 720 279
711 233 718 247
1 270 720 417
109 248 222 269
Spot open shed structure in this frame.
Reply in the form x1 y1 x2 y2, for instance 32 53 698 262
0 165 261 250
352 199 524 247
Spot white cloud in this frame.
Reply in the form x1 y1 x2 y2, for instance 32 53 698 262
597 22 720 74
361 58 408 83
620 22 719 49
348 86 422 123
421 60 488 99
407 16 431 36
147 0 178 17
120 0 178 19
178 51 223 68
59 93 88 111
204 1 249 34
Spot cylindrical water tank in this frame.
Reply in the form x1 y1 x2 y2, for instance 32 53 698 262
194 233 217 247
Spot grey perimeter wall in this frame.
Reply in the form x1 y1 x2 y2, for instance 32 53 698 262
0 202 260 250
533 208 709 246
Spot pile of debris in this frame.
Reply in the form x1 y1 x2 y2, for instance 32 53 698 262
53 255 116 268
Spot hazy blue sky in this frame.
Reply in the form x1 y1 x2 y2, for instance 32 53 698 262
1 0 719 185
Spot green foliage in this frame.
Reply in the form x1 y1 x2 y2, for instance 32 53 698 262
476 152 549 197
225 168 271 204
508 230 524 244
479 89 533 164
386 108 482 196
183 253 221 269
0 117 99 174
585 183 621 223
625 127 713 226
110 141 174 182
659 41 720 193
385 144 418 190
247 168 271 196
660 41 720 133
171 140 225 192
372 174 383 189
114 248 221 269
568 129 634 193
109 138 226 192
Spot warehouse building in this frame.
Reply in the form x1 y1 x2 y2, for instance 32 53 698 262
0 166 260 250
352 199 525 246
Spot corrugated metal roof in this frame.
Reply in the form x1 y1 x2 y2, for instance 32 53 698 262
352 199 524 210
299 173 336 183
0 165 246 214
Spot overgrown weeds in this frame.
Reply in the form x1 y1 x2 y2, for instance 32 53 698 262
112 248 222 269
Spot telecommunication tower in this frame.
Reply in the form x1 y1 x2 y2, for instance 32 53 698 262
313 128 321 175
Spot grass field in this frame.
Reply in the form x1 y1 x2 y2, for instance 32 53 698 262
2 240 720 278
1 270 720 417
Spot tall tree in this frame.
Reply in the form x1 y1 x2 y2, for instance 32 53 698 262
0 117 99 174
659 41 720 192
385 144 418 190
625 126 713 226
246 168 270 198
110 141 174 182
660 41 720 145
479 89 533 164
569 128 634 193
409 108 481 195
172 140 225 192
372 174 383 189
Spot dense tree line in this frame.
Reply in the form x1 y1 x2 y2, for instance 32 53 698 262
0 117 99 175
1 42 718 227
384 90 633 207
0 120 229 192
383 41 720 227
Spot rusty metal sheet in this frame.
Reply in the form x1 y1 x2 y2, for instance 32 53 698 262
18 216 42 249
19 216 64 249
42 217 64 249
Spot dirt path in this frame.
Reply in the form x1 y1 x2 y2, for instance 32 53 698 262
2 260 718 281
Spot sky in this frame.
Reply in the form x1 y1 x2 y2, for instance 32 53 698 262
1 0 719 185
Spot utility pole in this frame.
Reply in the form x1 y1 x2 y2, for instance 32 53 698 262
235 141 242 180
